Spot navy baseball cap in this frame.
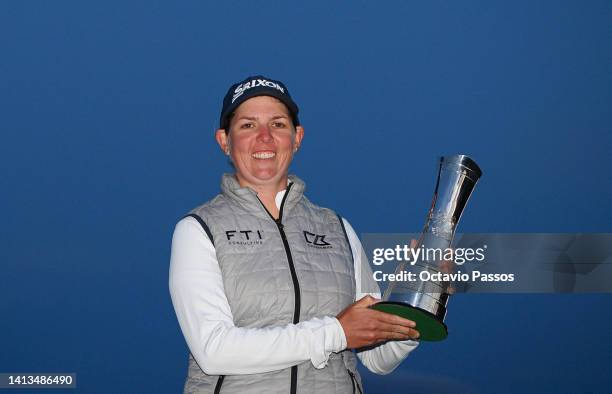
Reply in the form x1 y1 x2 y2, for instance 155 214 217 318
219 75 300 131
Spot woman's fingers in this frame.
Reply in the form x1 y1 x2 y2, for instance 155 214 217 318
369 309 416 328
379 328 420 341
362 311 419 343
375 322 419 338
338 297 420 348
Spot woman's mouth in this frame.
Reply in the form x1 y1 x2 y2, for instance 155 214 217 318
252 151 276 160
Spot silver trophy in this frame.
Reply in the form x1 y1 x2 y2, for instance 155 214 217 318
371 155 482 341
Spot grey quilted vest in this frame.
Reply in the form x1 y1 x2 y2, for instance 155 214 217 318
182 174 363 394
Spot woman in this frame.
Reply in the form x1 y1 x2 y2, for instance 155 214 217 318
169 75 420 394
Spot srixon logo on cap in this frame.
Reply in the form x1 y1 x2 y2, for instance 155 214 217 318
232 79 285 103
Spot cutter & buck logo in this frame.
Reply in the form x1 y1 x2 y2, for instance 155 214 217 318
303 231 332 249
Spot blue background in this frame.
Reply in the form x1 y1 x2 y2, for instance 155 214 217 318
1 1 611 393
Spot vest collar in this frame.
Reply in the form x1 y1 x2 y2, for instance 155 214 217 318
220 173 306 220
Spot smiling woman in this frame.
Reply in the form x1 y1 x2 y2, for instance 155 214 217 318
169 75 421 394
215 95 304 219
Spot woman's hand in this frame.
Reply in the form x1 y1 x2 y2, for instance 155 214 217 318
336 295 419 349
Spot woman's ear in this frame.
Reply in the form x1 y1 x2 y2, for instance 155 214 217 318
215 129 230 155
294 126 305 151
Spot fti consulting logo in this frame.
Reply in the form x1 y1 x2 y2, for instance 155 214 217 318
226 230 264 246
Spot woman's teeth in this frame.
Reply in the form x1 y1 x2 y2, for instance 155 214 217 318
252 152 275 159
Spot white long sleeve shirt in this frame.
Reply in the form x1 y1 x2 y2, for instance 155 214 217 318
169 190 418 376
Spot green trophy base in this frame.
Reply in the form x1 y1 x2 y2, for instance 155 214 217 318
370 301 448 342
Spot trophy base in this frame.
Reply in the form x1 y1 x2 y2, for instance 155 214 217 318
370 301 448 341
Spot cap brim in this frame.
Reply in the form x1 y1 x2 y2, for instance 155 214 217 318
220 90 299 130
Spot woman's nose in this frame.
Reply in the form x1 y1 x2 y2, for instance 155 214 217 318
256 125 273 141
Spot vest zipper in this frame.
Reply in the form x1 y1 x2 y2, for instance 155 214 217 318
213 375 224 394
347 369 363 394
256 183 301 394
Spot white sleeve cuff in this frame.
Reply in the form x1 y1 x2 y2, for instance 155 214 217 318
333 317 348 351
309 316 348 369
357 339 419 375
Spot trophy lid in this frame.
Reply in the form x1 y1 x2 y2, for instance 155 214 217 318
441 155 482 182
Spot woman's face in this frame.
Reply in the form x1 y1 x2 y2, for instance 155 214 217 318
216 95 304 190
